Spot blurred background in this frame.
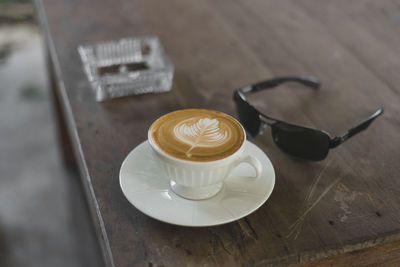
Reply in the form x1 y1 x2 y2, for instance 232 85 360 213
0 0 102 266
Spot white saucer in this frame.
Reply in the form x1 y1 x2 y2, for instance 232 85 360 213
119 140 275 227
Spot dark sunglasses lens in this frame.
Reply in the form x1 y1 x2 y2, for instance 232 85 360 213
271 122 331 161
234 94 260 136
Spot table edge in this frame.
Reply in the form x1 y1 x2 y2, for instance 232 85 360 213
33 1 115 266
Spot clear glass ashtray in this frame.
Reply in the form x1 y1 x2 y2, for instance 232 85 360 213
78 36 174 101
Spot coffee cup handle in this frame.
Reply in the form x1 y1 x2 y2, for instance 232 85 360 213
227 155 262 183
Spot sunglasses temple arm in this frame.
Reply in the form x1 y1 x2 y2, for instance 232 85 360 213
329 107 384 148
246 76 320 94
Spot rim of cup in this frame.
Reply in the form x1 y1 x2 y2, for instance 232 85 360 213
147 110 247 166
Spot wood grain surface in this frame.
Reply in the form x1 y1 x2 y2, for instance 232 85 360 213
34 0 400 266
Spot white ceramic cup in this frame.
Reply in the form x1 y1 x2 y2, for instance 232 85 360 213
148 118 262 200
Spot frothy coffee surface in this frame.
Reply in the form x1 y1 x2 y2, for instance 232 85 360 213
149 109 244 162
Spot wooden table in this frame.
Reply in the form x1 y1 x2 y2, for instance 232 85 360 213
34 0 400 266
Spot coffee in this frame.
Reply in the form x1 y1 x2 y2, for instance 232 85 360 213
149 109 245 162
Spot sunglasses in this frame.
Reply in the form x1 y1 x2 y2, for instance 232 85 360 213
233 76 384 161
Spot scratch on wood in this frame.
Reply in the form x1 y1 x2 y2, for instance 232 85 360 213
334 183 354 222
238 218 258 240
210 231 232 255
334 183 377 222
161 245 171 254
304 158 333 204
287 175 343 239
244 217 258 239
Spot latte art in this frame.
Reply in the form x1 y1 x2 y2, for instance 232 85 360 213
174 118 228 157
149 109 245 162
